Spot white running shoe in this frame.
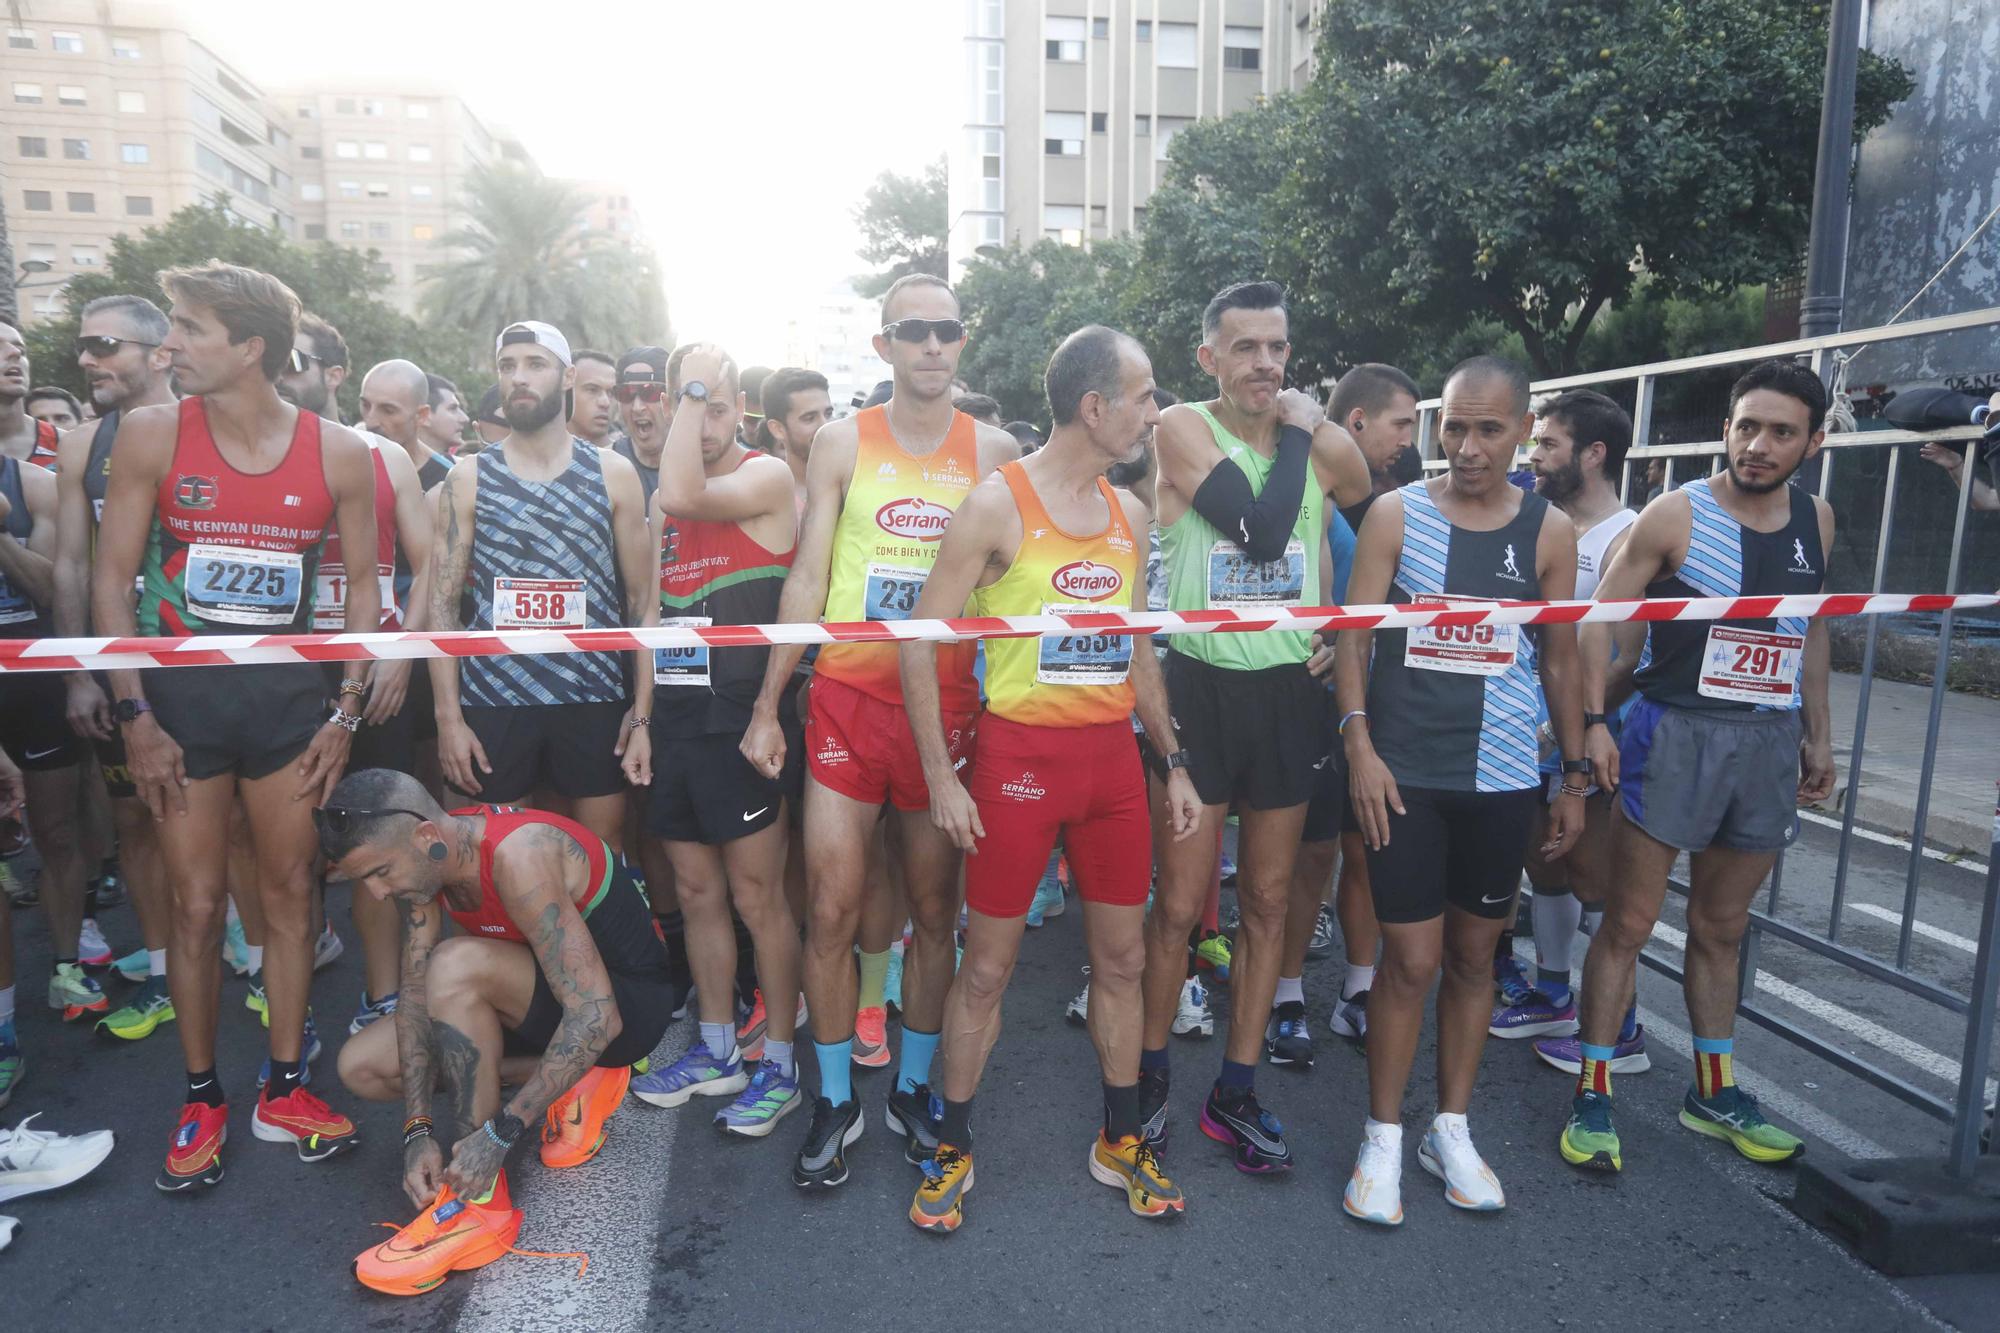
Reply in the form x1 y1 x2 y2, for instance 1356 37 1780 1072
0 1114 115 1204
1170 975 1214 1037
1065 968 1090 1026
312 925 344 972
1343 1120 1404 1226
1418 1113 1506 1211
0 1213 15 1251
77 918 112 967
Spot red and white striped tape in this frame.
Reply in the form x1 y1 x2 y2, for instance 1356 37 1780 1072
0 593 1989 675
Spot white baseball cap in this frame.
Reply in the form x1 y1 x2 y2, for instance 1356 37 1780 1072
496 320 572 367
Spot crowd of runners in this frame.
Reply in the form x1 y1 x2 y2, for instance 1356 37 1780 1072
0 260 1847 1288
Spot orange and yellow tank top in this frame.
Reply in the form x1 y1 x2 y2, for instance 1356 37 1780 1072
818 405 980 712
970 462 1138 727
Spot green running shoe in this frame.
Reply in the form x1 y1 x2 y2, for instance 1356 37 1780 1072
245 969 267 1026
99 976 176 1041
1558 1089 1622 1172
0 1028 20 1111
1679 1085 1804 1163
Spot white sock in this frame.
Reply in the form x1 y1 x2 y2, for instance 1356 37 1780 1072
148 949 167 978
1342 964 1376 1000
1433 1110 1469 1135
246 944 264 974
1581 907 1604 938
699 1021 736 1061
762 1038 795 1077
1532 890 1583 973
0 984 14 1026
1364 1116 1402 1142
1274 974 1305 1007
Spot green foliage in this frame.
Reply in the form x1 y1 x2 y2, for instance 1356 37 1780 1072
853 157 948 300
22 195 479 420
956 237 1139 424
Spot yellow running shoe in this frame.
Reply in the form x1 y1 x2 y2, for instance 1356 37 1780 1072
98 977 176 1041
908 1144 973 1234
1087 1132 1186 1219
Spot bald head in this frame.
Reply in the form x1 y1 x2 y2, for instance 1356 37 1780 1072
360 359 432 447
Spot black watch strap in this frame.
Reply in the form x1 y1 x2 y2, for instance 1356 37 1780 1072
1164 749 1192 772
491 1112 526 1146
1583 712 1608 728
1560 758 1592 776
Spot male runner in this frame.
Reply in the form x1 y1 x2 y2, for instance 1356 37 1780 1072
54 295 178 1041
322 769 670 1295
567 349 620 450
428 321 656 851
1 331 62 470
1561 359 1835 1173
901 326 1200 1233
363 360 454 492
740 274 1019 1188
26 387 82 432
762 367 833 508
1488 392 1642 1055
422 374 471 459
1276 362 1419 1066
1337 355 1584 1225
91 261 381 1191
1141 281 1371 1171
612 347 670 505
625 345 805 1136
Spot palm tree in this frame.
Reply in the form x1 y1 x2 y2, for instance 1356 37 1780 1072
418 162 667 352
0 192 17 327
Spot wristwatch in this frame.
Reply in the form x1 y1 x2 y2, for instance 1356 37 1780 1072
677 380 709 404
488 1113 526 1147
1164 750 1193 772
1559 758 1592 776
1583 712 1608 728
114 698 153 726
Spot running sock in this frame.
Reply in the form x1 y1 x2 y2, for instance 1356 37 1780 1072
937 1096 974 1149
1576 1044 1616 1098
246 944 264 974
762 1039 795 1078
186 1067 225 1108
1104 1082 1141 1142
1274 974 1304 1007
148 948 167 978
1619 1002 1639 1043
897 1026 940 1095
1139 1046 1170 1074
1536 969 1573 1006
1531 888 1583 973
1342 964 1376 1000
1692 1035 1735 1098
1218 1059 1256 1091
1581 906 1604 938
266 1059 304 1099
814 1040 853 1106
0 983 13 1027
856 948 890 1013
699 1021 736 1063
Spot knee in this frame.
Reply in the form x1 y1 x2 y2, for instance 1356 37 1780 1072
1379 939 1441 993
1146 885 1203 940
1594 903 1656 956
733 883 794 935
955 948 1015 1005
1235 877 1288 933
805 890 860 951
1684 899 1749 950
1089 945 1143 993
673 873 728 918
1440 940 1493 990
425 936 485 1010
173 888 228 941
337 1036 398 1102
904 892 955 940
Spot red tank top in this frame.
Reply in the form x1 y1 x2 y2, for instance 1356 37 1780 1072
444 806 614 944
29 420 59 470
314 440 400 630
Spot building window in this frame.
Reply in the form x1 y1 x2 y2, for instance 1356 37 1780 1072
368 221 389 240
6 29 32 49
1045 16 1085 62
339 221 361 238
338 180 360 198
366 181 389 198
407 101 430 119
26 245 54 265
1043 205 1085 247
126 195 153 216
23 190 51 211
1044 111 1085 157
52 30 83 53
1093 17 1109 40
13 83 43 105
363 141 387 160
113 38 142 60
17 136 47 158
68 192 95 213
410 182 434 200
1224 26 1262 71
72 246 100 268
300 182 324 202
117 90 145 113
58 85 86 106
1134 114 1151 137
1157 23 1197 68
1091 204 1107 228
305 223 325 240
300 144 321 159
334 97 356 114
1156 116 1191 161
1136 20 1151 42
1091 112 1107 133
63 138 91 160
408 144 432 162
412 224 434 240
335 140 359 158
121 142 148 164
360 98 383 116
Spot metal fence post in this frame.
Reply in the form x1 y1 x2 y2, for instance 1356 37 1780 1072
1949 792 2000 1177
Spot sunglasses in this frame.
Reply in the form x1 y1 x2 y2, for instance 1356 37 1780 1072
288 347 332 375
615 382 668 406
74 334 158 358
881 318 966 344
311 805 432 838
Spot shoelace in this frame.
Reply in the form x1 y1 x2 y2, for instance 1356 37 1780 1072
921 1147 965 1188
0 1112 59 1156
1130 1139 1168 1183
371 1207 590 1279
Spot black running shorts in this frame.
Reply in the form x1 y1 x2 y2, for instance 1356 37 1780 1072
646 729 793 846
0 674 80 772
459 700 628 803
502 857 673 1067
1163 652 1324 810
148 663 324 782
1362 785 1540 924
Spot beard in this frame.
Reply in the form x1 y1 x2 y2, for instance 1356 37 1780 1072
1729 457 1804 495
1534 456 1585 505
278 374 330 417
88 369 134 412
503 385 565 433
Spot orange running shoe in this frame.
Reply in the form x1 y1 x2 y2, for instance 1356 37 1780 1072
253 1086 361 1162
155 1101 228 1193
852 1006 892 1068
737 991 769 1064
354 1175 524 1297
540 1064 631 1169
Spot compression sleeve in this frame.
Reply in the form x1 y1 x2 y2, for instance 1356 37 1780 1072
1188 425 1312 564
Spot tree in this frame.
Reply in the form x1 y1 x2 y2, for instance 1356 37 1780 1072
853 157 947 300
23 195 480 420
418 162 670 355
0 193 16 328
955 237 1140 424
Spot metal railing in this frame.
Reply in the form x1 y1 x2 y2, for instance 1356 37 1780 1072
1415 306 2000 1176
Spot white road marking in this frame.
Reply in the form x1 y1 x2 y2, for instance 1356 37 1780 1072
1846 901 1980 955
1797 807 1989 876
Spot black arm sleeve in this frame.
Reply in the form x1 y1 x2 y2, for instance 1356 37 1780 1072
1189 425 1312 564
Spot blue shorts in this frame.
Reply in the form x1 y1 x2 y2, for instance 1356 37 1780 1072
1619 698 1802 853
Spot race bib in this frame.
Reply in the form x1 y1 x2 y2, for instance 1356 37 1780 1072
492 577 585 630
1037 603 1132 687
652 615 712 687
1207 538 1306 611
1698 625 1803 704
1404 595 1518 676
864 561 927 622
0 577 33 626
183 542 304 627
312 563 397 632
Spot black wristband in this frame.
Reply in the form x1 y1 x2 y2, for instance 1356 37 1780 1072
1560 758 1592 776
1583 712 1608 728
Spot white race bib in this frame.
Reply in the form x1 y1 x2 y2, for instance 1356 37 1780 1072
1036 603 1132 687
864 562 927 622
1206 538 1306 611
183 543 304 627
652 615 712 687
312 563 397 632
1698 625 1803 704
1404 595 1518 676
492 577 585 630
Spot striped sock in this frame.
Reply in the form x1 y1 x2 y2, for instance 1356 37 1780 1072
1692 1035 1734 1098
1576 1042 1617 1098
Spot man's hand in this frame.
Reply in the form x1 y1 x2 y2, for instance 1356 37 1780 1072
0 487 11 524
362 660 411 726
1543 789 1586 858
928 775 986 854
617 715 652 787
1163 768 1202 841
66 673 112 740
1585 723 1620 791
440 1124 507 1202
125 714 189 820
1345 738 1404 851
0 747 23 818
677 345 728 393
294 719 354 804
1275 388 1324 434
403 1136 446 1210
1798 735 1836 805
436 712 490 795
1919 442 1966 479
739 706 787 780
1306 633 1336 680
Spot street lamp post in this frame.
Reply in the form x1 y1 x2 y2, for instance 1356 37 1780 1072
1800 0 1864 343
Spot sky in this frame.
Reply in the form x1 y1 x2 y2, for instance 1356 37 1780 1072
193 0 955 365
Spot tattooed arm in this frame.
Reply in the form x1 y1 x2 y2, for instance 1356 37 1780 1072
395 890 446 1207
426 459 491 795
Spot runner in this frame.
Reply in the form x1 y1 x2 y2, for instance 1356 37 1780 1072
53 295 178 1041
363 359 454 492
738 273 1019 1188
567 349 620 450
1336 355 1585 1225
761 367 833 511
25 387 82 432
427 321 656 851
900 326 1200 1233
623 344 805 1137
90 261 381 1192
1561 359 1835 1173
1277 362 1419 1067
1141 281 1371 1171
0 329 62 470
612 346 670 505
321 769 670 1296
421 374 471 460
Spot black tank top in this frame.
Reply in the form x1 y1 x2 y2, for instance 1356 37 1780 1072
0 457 43 639
82 410 120 523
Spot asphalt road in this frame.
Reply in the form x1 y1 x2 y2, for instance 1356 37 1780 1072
4 811 1992 1332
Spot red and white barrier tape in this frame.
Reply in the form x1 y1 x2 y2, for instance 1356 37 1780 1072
0 593 1988 675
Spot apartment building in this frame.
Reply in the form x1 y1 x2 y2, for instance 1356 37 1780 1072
951 0 1327 275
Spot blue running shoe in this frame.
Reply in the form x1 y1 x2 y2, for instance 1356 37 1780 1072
1025 853 1065 927
1493 954 1533 1007
256 1012 323 1088
1489 989 1578 1040
630 1041 747 1109
716 1060 802 1138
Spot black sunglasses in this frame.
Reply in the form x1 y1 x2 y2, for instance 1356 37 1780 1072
881 318 966 344
614 382 668 405
311 805 432 838
74 334 158 358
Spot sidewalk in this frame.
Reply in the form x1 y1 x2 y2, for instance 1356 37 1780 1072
1826 669 1998 853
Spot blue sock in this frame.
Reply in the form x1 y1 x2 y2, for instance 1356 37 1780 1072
815 1040 853 1105
1140 1046 1170 1073
1619 1002 1639 1042
898 1027 940 1094
1218 1059 1256 1091
1536 968 1572 1005
0 1019 14 1052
